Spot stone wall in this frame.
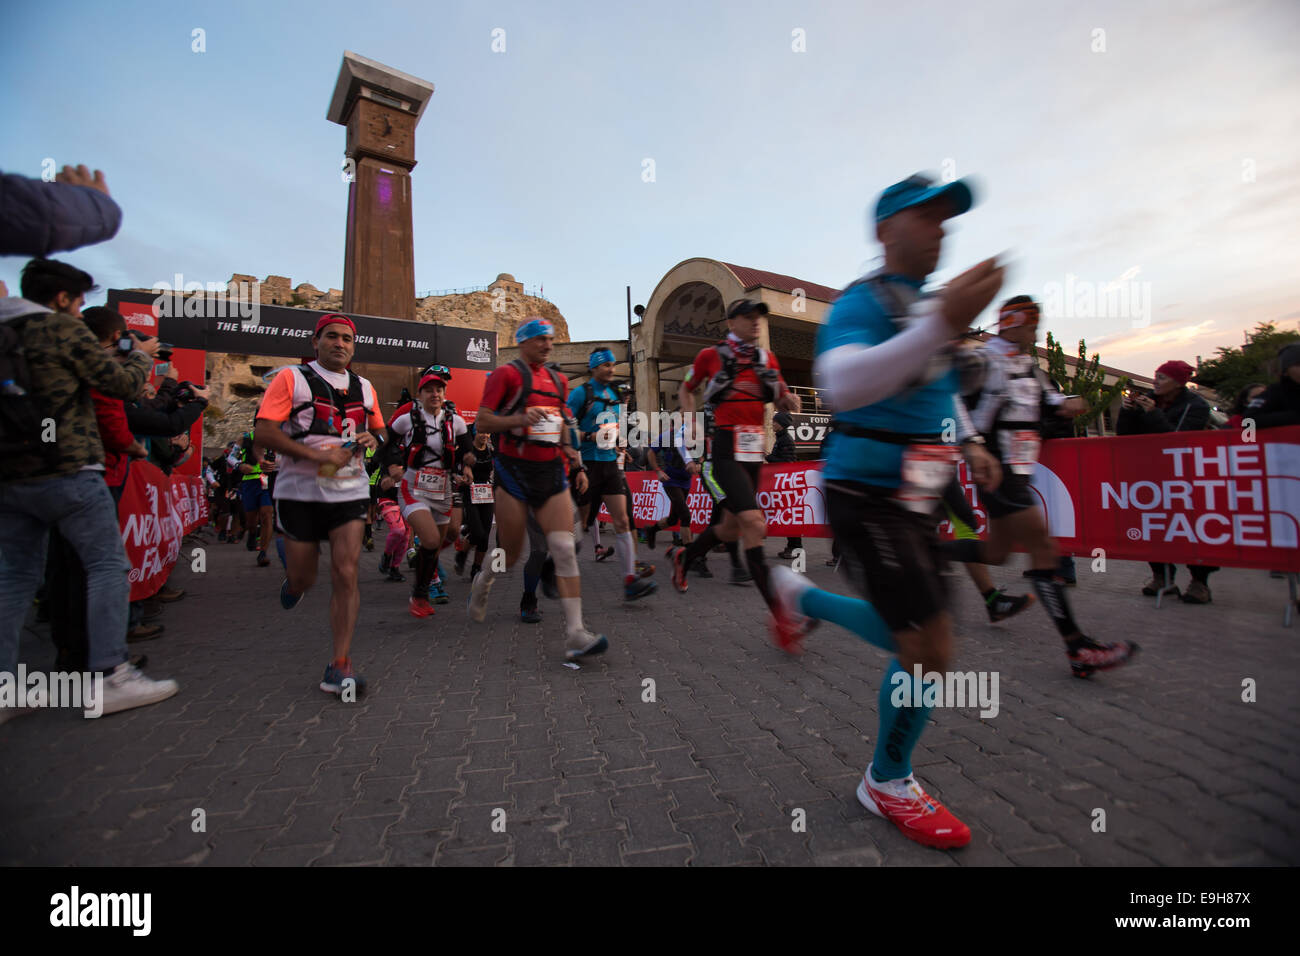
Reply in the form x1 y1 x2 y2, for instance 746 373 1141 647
133 273 570 451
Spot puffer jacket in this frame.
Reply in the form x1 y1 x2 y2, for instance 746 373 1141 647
0 170 123 256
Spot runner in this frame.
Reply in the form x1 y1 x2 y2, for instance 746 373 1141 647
671 298 800 636
949 295 1137 672
253 313 387 697
372 448 408 583
939 476 1034 623
468 317 607 660
568 349 656 600
386 366 472 618
235 421 276 567
455 428 496 581
644 419 694 555
768 172 1005 849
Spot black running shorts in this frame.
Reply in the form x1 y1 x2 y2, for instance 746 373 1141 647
826 479 950 632
494 454 568 511
585 459 629 501
702 432 762 515
275 497 368 543
980 471 1035 519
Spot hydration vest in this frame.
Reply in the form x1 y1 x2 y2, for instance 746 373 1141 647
401 406 458 471
285 364 372 441
499 359 572 447
700 340 782 412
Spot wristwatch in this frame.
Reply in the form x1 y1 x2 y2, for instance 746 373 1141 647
960 435 986 446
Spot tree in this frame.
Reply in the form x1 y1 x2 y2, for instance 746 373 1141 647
1192 322 1300 411
1044 333 1128 436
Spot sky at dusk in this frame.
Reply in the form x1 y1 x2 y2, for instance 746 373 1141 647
2 0 1297 378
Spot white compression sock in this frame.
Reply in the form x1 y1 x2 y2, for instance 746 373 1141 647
616 531 635 579
561 596 585 633
592 522 602 547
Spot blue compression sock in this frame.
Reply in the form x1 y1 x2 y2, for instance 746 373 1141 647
871 659 932 782
798 586 896 653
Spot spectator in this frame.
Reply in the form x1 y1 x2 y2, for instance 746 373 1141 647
0 165 122 257
1223 382 1268 432
1117 359 1217 604
0 258 178 718
768 410 802 559
1245 342 1300 429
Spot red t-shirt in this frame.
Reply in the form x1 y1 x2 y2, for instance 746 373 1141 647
480 362 570 461
684 344 784 431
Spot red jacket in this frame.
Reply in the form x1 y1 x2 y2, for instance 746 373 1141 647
92 388 135 489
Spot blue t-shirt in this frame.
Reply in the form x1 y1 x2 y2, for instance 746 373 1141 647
567 380 620 462
815 277 958 488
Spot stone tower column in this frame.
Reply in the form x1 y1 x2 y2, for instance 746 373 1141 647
327 51 435 322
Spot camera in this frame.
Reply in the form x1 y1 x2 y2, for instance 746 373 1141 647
117 329 147 355
156 342 174 361
173 381 199 403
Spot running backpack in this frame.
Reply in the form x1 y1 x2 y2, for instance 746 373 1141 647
500 359 573 445
285 364 373 440
571 380 618 433
0 313 63 468
700 341 783 410
400 406 458 471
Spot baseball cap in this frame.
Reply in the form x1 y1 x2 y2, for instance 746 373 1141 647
418 366 452 391
725 298 770 320
875 173 975 223
314 313 356 337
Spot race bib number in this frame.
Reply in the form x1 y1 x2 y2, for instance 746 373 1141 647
596 421 619 449
896 444 960 514
1000 429 1041 476
416 467 448 497
734 425 765 462
527 408 563 444
259 474 268 490
471 482 494 504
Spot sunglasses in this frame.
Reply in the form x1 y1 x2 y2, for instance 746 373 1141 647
424 364 451 378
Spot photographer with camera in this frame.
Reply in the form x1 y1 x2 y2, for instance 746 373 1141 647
0 258 179 718
1118 359 1217 603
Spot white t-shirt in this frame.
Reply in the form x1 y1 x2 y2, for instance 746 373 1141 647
390 405 468 477
257 360 382 504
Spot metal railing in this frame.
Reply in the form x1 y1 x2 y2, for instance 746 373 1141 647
788 385 832 414
417 285 550 303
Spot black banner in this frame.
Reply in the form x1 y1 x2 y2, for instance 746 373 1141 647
106 290 496 371
788 411 831 451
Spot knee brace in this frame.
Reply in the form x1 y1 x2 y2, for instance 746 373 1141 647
546 530 579 577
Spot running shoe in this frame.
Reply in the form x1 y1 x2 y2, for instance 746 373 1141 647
428 579 450 605
1068 637 1139 678
769 566 818 655
364 535 374 552
635 560 655 578
279 579 304 611
595 544 615 562
453 554 467 577
156 585 185 603
386 566 406 583
257 550 270 567
1180 581 1212 604
409 595 436 618
985 589 1035 623
320 660 367 697
624 576 658 601
731 565 753 586
565 628 609 660
856 763 971 849
467 571 495 622
692 558 713 579
520 597 542 624
669 547 689 593
540 557 559 599
776 548 798 560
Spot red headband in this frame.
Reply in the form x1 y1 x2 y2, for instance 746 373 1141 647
998 301 1040 330
314 313 356 337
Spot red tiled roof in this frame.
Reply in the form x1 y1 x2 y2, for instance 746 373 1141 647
722 264 841 304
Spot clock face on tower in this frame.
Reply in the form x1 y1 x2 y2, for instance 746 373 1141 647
352 98 415 164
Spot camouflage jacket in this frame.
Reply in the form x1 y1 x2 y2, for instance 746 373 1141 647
0 300 153 484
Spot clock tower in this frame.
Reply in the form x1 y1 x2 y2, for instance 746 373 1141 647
327 51 434 322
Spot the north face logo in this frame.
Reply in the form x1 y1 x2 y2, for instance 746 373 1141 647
466 337 492 364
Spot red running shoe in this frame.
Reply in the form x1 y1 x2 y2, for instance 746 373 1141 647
769 566 816 655
408 596 436 619
1068 636 1138 678
856 763 971 849
669 547 689 593
594 544 615 561
636 560 655 579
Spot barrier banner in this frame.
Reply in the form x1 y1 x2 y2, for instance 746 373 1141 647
604 426 1300 572
118 463 211 601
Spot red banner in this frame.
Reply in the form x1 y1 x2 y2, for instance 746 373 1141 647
605 427 1300 572
118 463 210 601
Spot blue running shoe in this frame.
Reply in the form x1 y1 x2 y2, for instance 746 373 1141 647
280 579 304 611
320 659 367 697
624 576 657 601
428 579 449 605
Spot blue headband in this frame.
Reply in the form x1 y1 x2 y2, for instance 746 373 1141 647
589 349 615 370
515 318 554 344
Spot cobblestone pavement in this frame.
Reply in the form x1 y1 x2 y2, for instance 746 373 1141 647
2 527 1297 866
